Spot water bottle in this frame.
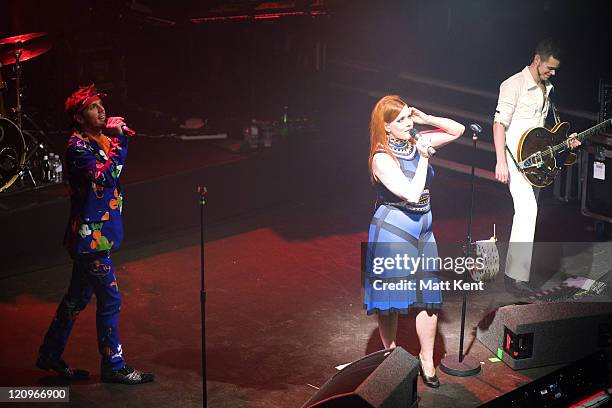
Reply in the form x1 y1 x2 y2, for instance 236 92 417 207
249 119 259 148
48 154 55 182
243 126 251 147
280 106 289 137
263 125 272 148
50 154 58 182
42 155 50 182
54 154 63 183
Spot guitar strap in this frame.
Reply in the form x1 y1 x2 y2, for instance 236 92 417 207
505 145 521 171
550 100 561 126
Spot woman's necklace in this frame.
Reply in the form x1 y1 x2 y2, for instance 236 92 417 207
388 136 416 160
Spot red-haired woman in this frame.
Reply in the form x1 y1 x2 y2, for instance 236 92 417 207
364 95 464 388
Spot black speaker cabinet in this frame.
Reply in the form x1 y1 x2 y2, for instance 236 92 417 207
581 141 612 223
302 347 419 408
477 301 612 370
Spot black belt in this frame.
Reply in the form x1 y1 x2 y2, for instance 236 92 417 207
381 189 430 213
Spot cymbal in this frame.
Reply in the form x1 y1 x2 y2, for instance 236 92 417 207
0 43 51 66
0 32 47 46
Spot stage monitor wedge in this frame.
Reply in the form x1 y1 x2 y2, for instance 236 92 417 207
477 301 612 370
302 347 419 408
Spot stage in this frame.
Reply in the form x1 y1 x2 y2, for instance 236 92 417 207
1 89 609 407
1 1 612 406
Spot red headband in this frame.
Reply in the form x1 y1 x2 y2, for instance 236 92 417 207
65 84 107 117
76 94 105 112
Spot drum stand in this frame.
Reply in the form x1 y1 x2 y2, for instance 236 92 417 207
16 157 37 187
20 110 55 187
0 32 54 193
7 46 51 190
17 134 42 188
439 124 483 377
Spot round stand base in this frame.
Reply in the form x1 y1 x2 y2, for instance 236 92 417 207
439 354 481 377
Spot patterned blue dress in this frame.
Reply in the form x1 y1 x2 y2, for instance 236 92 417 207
363 137 443 315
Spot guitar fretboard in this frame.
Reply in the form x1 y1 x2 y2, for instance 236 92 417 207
548 119 612 156
576 119 612 142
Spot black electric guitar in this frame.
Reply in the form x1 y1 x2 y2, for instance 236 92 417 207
516 119 612 187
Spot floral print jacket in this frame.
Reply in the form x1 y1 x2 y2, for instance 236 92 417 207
63 130 128 256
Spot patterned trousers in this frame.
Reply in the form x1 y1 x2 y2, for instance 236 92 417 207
39 252 125 370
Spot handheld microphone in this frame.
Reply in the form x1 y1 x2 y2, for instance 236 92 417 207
409 128 436 157
121 125 136 137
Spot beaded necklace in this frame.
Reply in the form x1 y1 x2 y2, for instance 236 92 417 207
388 136 416 160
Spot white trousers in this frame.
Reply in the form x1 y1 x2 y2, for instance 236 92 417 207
505 151 539 282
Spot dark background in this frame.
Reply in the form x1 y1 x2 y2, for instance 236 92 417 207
1 0 610 149
0 5 610 405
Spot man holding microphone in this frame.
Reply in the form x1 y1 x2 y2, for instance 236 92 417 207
37 84 154 385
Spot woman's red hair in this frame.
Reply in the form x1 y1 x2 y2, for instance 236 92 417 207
368 95 407 182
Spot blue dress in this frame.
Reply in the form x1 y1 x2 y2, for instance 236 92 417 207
363 138 443 315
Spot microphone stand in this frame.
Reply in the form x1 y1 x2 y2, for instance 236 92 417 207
198 186 208 407
439 124 482 377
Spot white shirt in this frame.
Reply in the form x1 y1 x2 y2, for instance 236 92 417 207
494 66 554 155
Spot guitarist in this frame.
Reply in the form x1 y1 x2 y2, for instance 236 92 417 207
493 39 580 296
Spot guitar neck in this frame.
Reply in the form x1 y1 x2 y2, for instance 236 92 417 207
551 119 612 154
577 119 612 142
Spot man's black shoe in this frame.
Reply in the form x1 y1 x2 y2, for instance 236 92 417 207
36 355 90 380
504 275 536 297
101 364 154 385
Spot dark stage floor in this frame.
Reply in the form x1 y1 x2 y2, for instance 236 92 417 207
0 94 609 407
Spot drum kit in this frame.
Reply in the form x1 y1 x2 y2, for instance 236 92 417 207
0 31 54 193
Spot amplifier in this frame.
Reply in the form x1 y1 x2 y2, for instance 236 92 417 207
599 79 612 124
593 79 612 147
590 133 612 148
581 142 612 223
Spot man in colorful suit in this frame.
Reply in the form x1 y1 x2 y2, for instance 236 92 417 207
37 85 154 384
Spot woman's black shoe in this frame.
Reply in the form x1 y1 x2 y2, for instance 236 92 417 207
417 357 440 388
